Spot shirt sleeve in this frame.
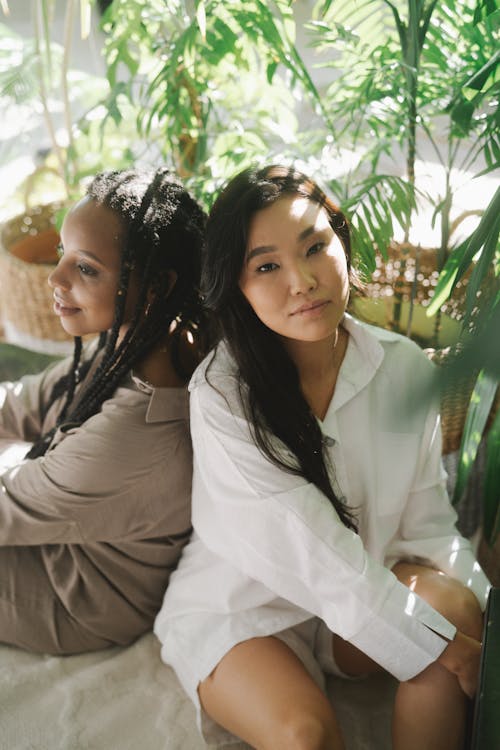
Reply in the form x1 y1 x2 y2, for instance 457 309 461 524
0 365 60 442
384 401 491 609
0 385 186 546
190 379 458 682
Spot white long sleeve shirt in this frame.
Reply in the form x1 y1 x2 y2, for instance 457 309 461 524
155 315 490 688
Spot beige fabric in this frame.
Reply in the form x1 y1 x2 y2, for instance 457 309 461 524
0 347 192 653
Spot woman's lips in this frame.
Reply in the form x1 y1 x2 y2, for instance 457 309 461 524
53 299 80 317
291 299 330 316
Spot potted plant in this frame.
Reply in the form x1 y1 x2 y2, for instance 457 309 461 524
304 0 498 348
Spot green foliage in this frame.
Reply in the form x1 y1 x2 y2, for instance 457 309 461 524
0 24 47 103
483 409 500 545
453 370 498 504
308 0 498 254
331 174 416 272
428 187 500 320
0 1 140 201
97 0 326 205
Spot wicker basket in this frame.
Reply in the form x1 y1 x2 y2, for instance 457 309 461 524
0 203 75 355
367 241 470 328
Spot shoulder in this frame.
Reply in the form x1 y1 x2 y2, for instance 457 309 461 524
53 384 192 480
97 382 189 435
187 343 251 436
346 314 433 375
189 341 238 388
189 342 242 405
343 315 437 422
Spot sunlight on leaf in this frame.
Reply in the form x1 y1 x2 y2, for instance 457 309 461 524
79 0 92 40
196 0 207 40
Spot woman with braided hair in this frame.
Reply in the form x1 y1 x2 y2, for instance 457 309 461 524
0 167 209 654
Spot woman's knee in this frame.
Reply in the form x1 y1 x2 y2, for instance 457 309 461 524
198 635 345 750
392 563 483 639
272 711 344 750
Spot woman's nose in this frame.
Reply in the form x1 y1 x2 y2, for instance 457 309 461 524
289 262 317 295
47 261 69 291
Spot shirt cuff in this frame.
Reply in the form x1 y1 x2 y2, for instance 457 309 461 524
348 580 456 681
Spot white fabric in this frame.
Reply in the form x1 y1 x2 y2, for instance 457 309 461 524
155 316 490 705
0 632 398 750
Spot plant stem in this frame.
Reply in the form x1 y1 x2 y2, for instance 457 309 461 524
33 0 68 198
62 0 77 189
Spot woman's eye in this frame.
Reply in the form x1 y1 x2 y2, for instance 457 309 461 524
56 244 64 259
77 263 97 277
256 262 279 273
307 242 324 256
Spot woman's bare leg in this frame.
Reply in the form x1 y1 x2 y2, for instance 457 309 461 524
391 563 483 750
329 564 482 750
198 635 345 750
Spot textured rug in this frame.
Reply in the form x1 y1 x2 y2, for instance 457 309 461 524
0 632 397 750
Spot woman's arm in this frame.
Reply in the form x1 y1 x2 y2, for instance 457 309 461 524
0 383 190 546
0 357 68 442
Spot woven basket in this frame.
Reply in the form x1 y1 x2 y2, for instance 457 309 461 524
367 241 470 327
0 203 75 355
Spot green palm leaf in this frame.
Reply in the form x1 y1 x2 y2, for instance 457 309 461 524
453 370 499 505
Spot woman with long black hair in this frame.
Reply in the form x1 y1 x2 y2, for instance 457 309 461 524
155 164 490 750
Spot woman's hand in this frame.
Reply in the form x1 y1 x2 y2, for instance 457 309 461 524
437 630 482 698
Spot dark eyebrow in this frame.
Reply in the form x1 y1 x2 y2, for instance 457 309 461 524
78 250 107 267
60 245 109 268
298 225 316 242
246 245 275 263
246 225 319 264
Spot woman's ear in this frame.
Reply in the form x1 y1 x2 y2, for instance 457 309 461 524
146 270 178 308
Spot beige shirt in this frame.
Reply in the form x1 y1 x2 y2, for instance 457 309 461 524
0 348 192 643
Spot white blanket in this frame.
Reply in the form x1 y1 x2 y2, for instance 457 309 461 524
0 631 396 749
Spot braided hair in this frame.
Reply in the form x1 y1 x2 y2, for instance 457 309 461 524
27 167 207 459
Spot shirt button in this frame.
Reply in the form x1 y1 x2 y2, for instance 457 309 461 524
323 435 335 447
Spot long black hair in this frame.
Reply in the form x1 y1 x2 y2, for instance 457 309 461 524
203 164 358 532
27 167 208 459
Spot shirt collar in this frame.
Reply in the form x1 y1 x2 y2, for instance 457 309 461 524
146 387 189 422
321 313 397 427
130 373 189 423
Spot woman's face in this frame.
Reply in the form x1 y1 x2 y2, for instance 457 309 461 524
48 198 139 339
239 194 350 345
